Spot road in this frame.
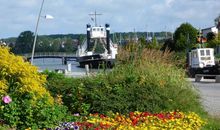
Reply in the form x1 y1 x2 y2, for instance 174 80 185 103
189 78 220 117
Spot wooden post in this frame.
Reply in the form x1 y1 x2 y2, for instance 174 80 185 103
67 63 71 72
62 57 67 65
215 75 220 83
85 64 89 76
62 57 64 65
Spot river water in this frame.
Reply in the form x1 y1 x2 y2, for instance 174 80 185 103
32 58 103 77
32 58 83 72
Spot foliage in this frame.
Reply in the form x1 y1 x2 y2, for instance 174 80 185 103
171 51 187 69
50 38 61 52
146 36 160 49
206 33 220 48
214 14 220 28
137 37 147 48
176 33 188 50
43 71 91 115
0 47 71 129
0 47 51 101
63 37 76 52
161 38 174 51
0 97 71 129
35 36 53 52
4 31 175 54
172 23 198 51
45 44 204 116
202 116 220 130
206 32 216 41
9 31 80 54
12 31 34 54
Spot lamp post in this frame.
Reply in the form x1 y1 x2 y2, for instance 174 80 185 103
30 0 48 65
31 0 53 64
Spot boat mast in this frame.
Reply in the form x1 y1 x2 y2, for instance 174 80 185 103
89 11 102 26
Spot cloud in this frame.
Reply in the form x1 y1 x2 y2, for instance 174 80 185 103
165 0 175 7
151 0 176 15
0 0 220 38
174 9 197 19
18 0 38 8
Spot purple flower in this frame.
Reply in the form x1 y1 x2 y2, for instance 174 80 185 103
74 125 79 130
2 95 12 104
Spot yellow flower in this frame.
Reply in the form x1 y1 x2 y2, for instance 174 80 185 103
0 47 54 104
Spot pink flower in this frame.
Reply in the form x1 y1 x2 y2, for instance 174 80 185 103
2 95 12 104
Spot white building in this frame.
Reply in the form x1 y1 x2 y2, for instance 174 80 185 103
201 26 218 38
0 41 6 46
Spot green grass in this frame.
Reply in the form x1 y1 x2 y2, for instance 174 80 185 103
202 116 220 130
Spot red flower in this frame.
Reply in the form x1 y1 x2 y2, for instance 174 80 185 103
100 114 105 119
132 118 139 126
94 127 100 130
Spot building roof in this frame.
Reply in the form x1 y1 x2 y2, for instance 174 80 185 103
201 26 217 31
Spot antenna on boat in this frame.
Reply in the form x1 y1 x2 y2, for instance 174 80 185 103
89 11 102 26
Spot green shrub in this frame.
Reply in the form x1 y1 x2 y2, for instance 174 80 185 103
202 116 220 130
0 96 72 129
45 46 204 115
0 47 72 129
43 71 90 115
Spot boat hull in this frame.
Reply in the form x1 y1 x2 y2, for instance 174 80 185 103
76 55 115 68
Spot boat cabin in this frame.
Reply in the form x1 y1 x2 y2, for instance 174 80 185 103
90 26 106 38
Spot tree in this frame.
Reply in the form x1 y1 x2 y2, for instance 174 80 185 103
138 37 147 47
146 36 160 49
13 31 34 54
207 33 220 48
206 32 216 42
161 38 175 51
176 33 187 50
63 37 74 52
35 36 52 52
173 23 197 51
78 34 85 44
51 38 61 52
215 15 220 30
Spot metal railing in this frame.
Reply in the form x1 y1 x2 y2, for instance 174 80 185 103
22 52 76 58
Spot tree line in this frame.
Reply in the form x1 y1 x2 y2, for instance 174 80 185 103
2 19 220 54
3 30 172 54
6 31 84 54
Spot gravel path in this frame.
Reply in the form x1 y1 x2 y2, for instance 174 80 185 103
188 78 220 117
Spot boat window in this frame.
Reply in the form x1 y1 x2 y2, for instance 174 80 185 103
101 28 104 31
201 57 211 60
200 50 205 56
206 50 210 56
97 28 100 31
93 28 96 31
192 51 197 58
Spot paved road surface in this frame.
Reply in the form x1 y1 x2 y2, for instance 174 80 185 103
188 78 220 117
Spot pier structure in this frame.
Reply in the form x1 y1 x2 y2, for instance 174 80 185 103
24 52 76 65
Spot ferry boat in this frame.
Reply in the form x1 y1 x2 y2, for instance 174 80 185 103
76 23 118 68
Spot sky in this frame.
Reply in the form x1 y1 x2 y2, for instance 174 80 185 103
0 0 220 38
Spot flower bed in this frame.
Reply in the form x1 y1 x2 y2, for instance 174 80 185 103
55 111 206 130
